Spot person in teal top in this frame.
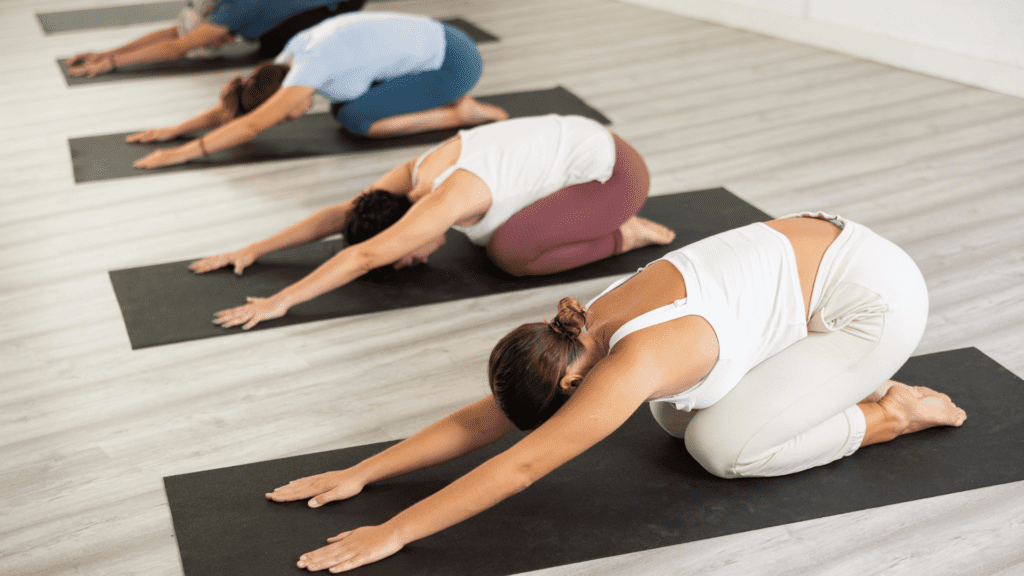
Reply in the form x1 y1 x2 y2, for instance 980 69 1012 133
66 0 365 77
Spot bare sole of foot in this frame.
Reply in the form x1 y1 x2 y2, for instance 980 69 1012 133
878 382 967 436
619 216 676 253
455 97 509 125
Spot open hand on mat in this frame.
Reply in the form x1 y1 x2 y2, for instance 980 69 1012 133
133 146 190 169
298 525 405 573
266 470 366 507
126 127 180 143
190 249 257 276
67 52 115 77
213 296 289 330
66 51 105 66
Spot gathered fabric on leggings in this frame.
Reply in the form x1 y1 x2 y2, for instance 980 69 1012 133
335 24 482 135
657 213 929 478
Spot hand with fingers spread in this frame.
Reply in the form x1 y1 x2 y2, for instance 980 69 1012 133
213 296 289 330
190 249 257 276
68 57 115 77
126 127 181 144
266 469 367 508
297 525 404 573
66 51 106 67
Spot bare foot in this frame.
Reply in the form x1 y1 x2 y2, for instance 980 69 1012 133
860 379 900 404
454 97 509 126
619 216 675 253
878 382 967 436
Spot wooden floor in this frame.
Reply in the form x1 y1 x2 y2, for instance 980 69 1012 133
2 0 1023 574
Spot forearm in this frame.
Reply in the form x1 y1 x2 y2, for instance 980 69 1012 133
169 105 231 137
108 26 179 56
387 457 530 544
166 116 264 165
352 398 515 486
247 204 355 257
270 247 372 309
108 37 190 68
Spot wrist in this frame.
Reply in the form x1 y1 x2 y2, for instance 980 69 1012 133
271 289 300 310
380 516 415 546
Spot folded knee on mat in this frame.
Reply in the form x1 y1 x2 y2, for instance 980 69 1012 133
683 423 771 479
486 249 533 277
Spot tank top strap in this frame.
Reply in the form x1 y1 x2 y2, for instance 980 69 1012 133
411 140 448 188
608 298 693 350
431 164 460 192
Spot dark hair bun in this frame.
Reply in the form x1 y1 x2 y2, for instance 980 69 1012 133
550 297 586 339
344 189 413 246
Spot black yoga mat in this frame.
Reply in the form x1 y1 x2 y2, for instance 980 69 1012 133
57 18 499 86
37 0 415 34
164 347 1024 576
70 86 610 183
109 188 767 349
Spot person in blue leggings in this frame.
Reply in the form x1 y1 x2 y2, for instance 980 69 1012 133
129 12 508 169
66 0 366 77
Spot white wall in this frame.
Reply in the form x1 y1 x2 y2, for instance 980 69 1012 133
618 0 1024 98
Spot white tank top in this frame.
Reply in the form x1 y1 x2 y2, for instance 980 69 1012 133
412 114 616 246
587 223 808 411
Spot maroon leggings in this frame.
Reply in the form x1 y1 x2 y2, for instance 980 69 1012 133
486 134 650 276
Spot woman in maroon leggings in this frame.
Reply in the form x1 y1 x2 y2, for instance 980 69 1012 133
191 114 675 330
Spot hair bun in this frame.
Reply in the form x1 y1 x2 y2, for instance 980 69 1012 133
550 297 586 339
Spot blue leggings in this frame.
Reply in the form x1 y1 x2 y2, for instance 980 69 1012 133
332 24 483 135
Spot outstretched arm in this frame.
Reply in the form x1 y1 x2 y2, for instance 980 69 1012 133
295 353 658 572
211 176 485 329
127 103 233 144
133 85 317 169
67 23 232 77
267 395 516 507
190 200 359 275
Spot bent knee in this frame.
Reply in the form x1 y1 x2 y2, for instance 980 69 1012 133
683 417 758 479
486 245 533 277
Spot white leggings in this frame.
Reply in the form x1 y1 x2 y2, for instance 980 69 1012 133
651 214 928 478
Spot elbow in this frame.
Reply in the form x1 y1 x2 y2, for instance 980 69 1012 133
349 246 379 277
510 474 534 495
509 462 543 495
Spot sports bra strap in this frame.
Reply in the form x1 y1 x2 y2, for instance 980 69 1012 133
609 298 692 349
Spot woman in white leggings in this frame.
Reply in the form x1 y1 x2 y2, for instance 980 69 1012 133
263 213 966 573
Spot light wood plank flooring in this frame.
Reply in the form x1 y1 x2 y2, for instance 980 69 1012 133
1 0 1022 574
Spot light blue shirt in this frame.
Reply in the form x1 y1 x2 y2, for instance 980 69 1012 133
274 12 446 102
208 0 341 40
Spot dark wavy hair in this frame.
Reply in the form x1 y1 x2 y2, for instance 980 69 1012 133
343 189 414 279
488 297 588 430
220 63 289 118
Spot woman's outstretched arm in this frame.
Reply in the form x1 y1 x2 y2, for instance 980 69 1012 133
126 104 232 144
191 157 419 274
133 85 317 169
67 26 177 66
67 23 232 77
211 172 489 329
267 395 517 507
294 352 660 572
190 200 359 276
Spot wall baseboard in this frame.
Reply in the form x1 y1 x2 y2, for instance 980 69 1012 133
618 0 1024 99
